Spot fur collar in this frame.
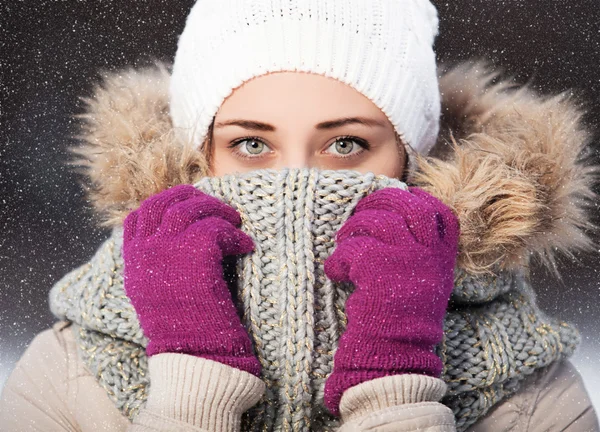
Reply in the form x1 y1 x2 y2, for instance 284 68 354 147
67 61 598 275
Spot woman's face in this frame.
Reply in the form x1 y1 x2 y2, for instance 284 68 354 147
208 72 406 178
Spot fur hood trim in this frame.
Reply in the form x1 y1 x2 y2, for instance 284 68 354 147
67 61 598 275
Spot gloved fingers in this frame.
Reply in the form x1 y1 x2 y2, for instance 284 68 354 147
134 184 201 238
408 187 460 247
159 194 242 236
354 188 435 245
123 211 138 243
185 217 255 257
354 187 421 215
324 236 384 282
354 187 454 247
335 209 417 246
218 226 255 256
324 244 352 283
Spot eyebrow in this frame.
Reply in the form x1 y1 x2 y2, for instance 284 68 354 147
213 116 387 131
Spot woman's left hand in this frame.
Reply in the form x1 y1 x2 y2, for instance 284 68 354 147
323 187 459 416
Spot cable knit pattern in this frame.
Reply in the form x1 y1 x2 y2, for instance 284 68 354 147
48 168 580 431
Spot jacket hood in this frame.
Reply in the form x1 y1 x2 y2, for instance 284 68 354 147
67 60 598 275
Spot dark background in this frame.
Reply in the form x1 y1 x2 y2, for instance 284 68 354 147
1 0 599 408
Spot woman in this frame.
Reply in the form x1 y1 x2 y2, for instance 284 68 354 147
1 0 598 431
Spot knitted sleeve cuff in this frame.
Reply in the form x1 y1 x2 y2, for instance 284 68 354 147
135 354 265 432
339 374 449 424
338 402 456 432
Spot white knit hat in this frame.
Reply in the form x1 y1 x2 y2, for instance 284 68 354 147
170 0 441 155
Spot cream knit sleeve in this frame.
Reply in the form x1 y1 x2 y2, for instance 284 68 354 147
131 355 265 432
338 374 456 432
132 360 456 432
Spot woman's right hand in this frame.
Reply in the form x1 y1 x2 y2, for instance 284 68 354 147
122 184 261 377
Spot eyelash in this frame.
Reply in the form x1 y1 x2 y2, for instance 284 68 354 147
227 135 371 160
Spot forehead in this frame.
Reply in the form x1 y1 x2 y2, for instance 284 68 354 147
215 71 388 123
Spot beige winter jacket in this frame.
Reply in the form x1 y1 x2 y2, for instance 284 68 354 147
0 320 597 432
2 60 600 431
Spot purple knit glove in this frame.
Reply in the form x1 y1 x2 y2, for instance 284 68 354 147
122 184 261 376
323 187 459 415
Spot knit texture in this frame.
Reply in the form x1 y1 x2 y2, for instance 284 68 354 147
339 374 449 425
48 168 580 432
134 355 265 431
169 0 441 155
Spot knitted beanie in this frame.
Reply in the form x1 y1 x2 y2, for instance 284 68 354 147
169 0 441 155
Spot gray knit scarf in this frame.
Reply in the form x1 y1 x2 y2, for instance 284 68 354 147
49 169 579 431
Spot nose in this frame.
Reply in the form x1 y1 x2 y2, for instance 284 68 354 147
280 158 310 170
275 147 313 169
